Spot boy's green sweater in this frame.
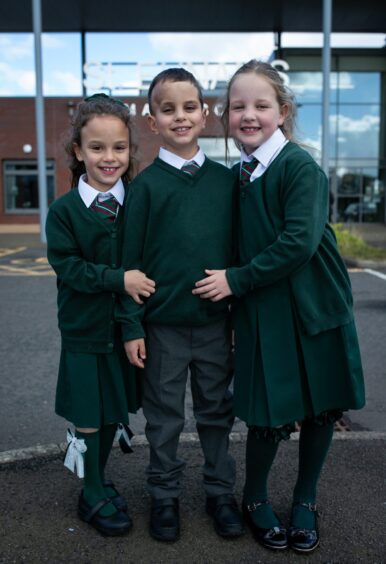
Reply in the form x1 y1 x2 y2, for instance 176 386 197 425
46 188 127 353
118 157 236 341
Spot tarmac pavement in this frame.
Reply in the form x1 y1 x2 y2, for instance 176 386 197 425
1 224 386 562
1 434 385 563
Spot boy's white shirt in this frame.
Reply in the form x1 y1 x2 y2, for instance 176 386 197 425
158 146 205 169
240 128 288 182
78 174 125 208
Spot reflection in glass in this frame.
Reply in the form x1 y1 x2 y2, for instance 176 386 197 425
334 105 380 160
338 73 380 104
4 161 55 213
337 167 385 223
296 105 337 160
288 72 338 104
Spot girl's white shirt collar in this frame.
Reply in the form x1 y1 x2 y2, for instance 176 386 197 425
78 175 125 208
240 128 288 181
158 146 205 169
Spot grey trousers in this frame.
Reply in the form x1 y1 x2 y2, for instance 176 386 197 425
142 319 236 499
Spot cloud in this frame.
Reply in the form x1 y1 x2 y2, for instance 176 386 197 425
282 32 386 48
148 33 274 63
298 113 380 161
42 35 65 49
330 113 380 133
45 71 81 95
289 71 354 96
0 35 33 60
0 62 35 93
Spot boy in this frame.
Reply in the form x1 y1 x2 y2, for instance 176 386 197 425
118 68 243 541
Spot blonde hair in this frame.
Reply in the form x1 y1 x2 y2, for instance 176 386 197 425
221 60 297 155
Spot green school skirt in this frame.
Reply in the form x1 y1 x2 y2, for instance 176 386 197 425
55 340 141 428
232 279 365 428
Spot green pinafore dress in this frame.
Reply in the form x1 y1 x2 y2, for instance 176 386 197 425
231 149 365 428
54 196 141 428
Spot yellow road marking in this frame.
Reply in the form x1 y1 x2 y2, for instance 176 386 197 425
10 257 49 266
0 265 55 276
0 246 27 258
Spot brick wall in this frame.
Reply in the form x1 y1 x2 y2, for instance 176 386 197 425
0 97 224 224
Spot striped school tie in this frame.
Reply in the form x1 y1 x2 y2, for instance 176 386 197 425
240 158 259 186
181 160 200 176
90 194 119 222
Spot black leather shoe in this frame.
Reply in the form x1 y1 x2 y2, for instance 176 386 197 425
103 480 128 512
288 502 319 553
206 494 245 538
78 491 132 536
150 497 180 542
242 500 288 550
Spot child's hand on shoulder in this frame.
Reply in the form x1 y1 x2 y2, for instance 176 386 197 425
192 269 233 302
124 270 156 304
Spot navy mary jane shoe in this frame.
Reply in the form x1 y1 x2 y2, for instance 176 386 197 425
78 491 132 536
242 500 288 550
288 502 320 553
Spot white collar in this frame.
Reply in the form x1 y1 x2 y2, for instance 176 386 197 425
78 175 125 208
158 146 205 170
241 128 287 167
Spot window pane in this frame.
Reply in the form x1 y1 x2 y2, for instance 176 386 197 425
199 137 239 167
4 161 55 212
288 72 338 104
297 104 338 160
338 72 380 104
336 167 385 223
334 105 380 160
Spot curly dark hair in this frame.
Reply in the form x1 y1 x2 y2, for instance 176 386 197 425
64 93 137 188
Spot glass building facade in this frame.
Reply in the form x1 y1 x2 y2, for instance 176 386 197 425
281 48 386 224
0 43 385 224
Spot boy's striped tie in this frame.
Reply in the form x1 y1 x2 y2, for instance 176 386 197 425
240 158 259 186
90 194 119 222
181 161 200 176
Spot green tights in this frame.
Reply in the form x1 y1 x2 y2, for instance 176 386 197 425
244 420 334 530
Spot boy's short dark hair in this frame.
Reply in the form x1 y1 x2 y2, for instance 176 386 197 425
147 68 204 114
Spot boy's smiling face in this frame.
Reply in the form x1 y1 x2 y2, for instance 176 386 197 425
148 80 206 160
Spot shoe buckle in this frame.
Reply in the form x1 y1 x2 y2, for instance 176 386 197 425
246 499 269 512
300 502 317 512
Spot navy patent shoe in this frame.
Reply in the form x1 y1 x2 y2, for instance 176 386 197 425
78 491 132 536
242 500 288 550
103 479 128 513
288 502 320 553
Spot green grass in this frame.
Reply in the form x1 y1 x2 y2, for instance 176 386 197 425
332 223 386 260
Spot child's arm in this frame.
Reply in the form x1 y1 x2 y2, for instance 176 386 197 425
46 207 125 294
196 162 328 299
116 179 150 344
46 206 155 299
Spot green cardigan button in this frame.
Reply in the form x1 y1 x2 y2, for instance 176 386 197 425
108 343 113 348
241 190 246 198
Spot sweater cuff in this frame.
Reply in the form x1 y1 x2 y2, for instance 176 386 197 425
103 267 125 293
121 322 146 342
226 266 253 298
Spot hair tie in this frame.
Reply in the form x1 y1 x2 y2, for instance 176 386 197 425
84 92 127 108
